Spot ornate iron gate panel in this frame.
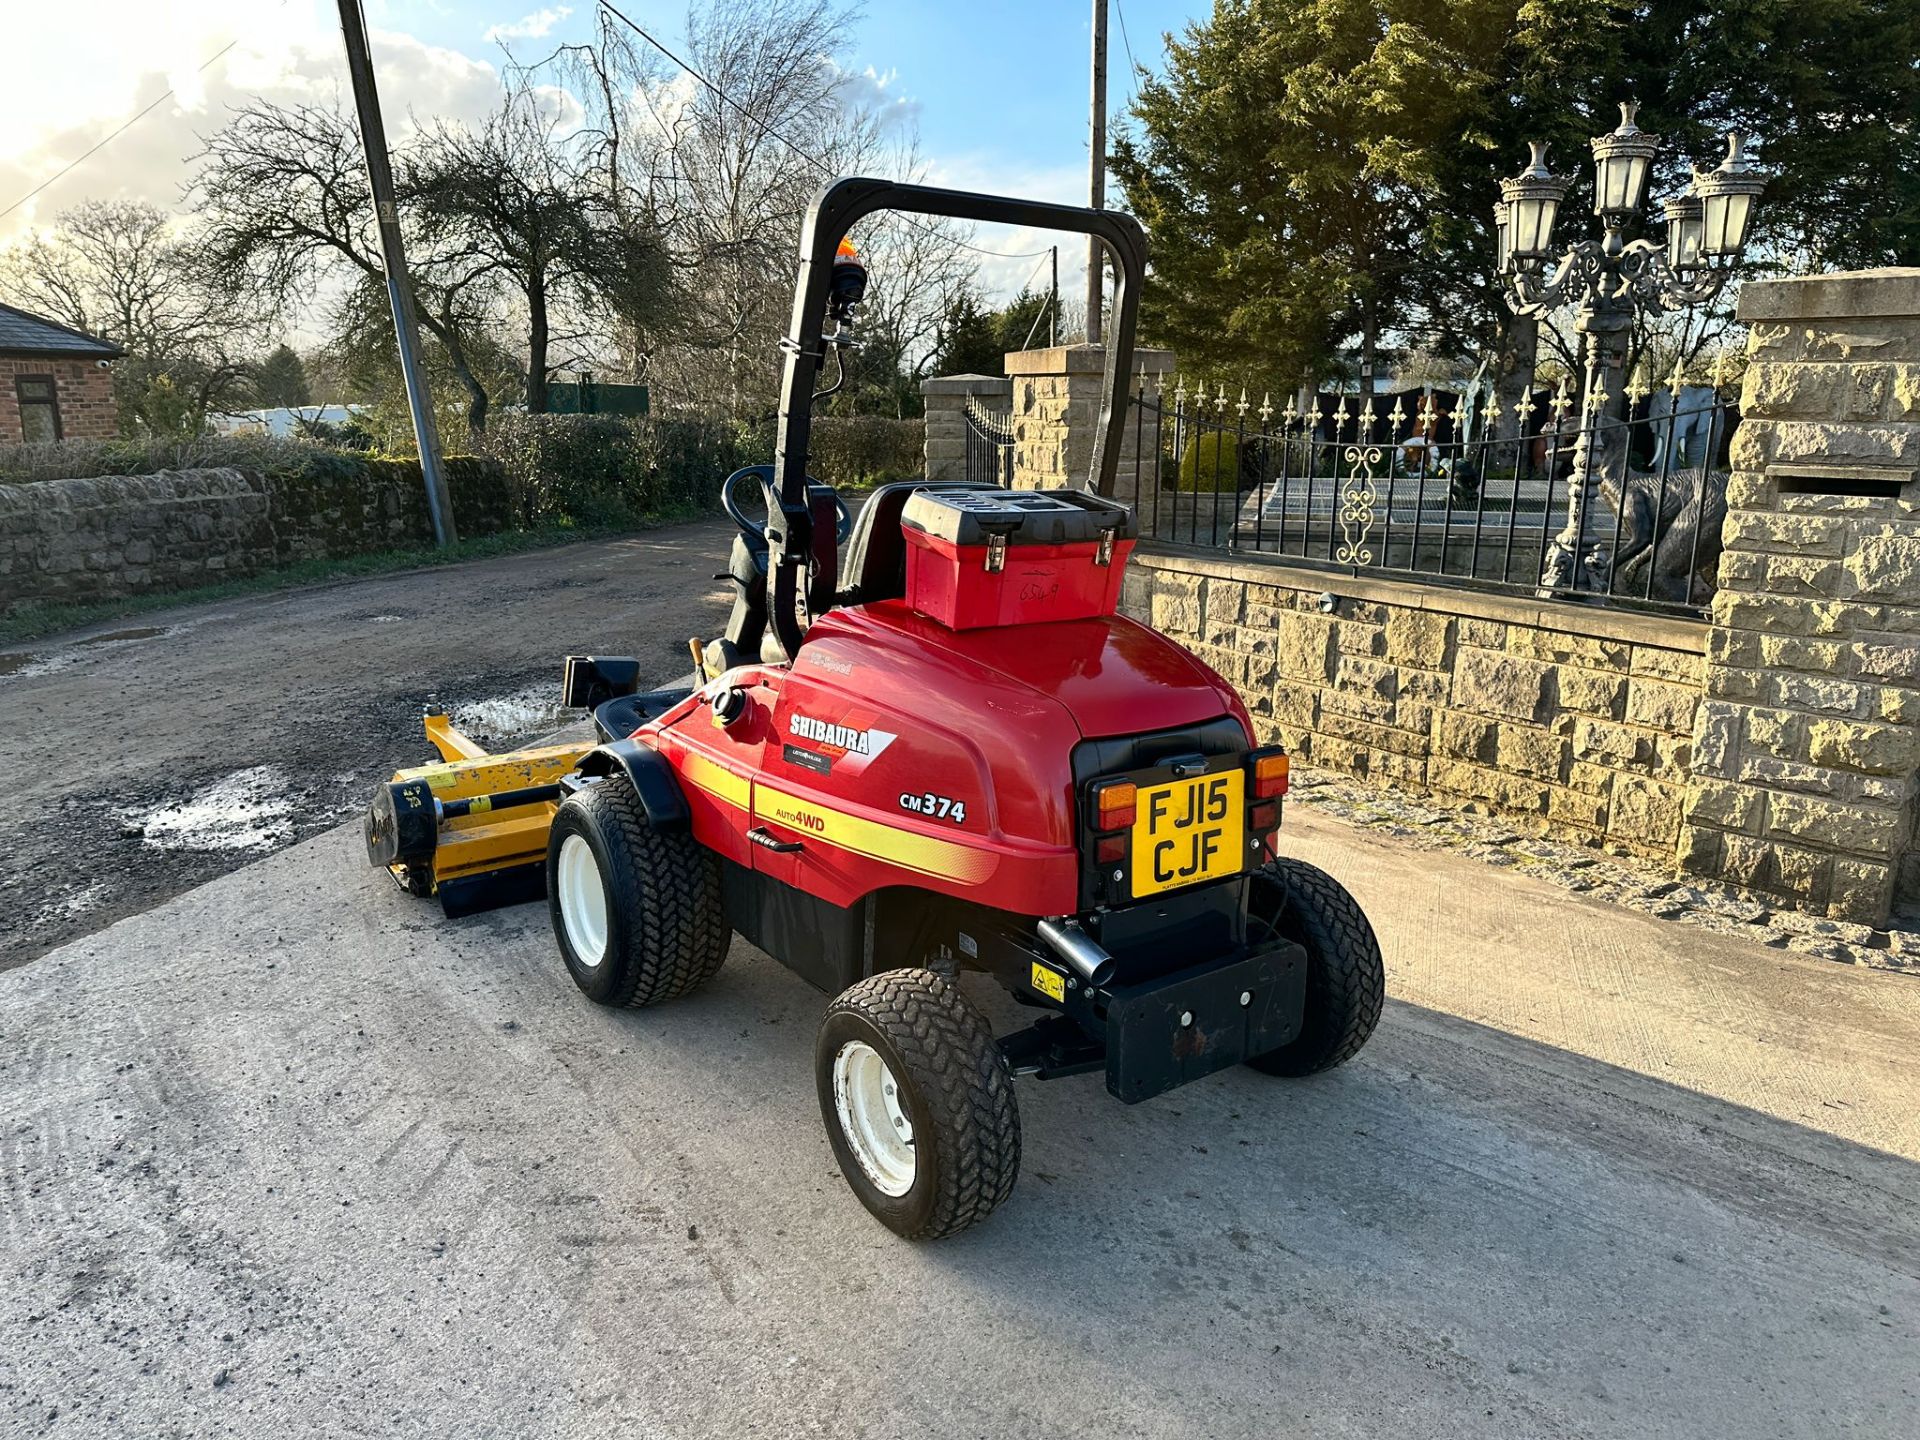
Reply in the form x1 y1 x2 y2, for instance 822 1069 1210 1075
1124 369 1735 617
963 394 1015 488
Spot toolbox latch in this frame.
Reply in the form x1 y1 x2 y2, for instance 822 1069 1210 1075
1095 525 1117 567
985 533 1008 573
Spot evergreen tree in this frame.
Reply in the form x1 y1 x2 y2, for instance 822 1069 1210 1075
1112 0 1510 391
252 344 313 408
1114 1 1920 392
930 286 1060 376
931 290 1003 376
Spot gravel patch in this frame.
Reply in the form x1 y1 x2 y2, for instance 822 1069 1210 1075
1287 767 1918 976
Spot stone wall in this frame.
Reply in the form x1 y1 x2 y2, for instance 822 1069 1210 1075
0 357 118 442
1677 268 1920 924
0 457 511 611
919 374 1010 482
1123 551 1706 860
1005 344 1173 498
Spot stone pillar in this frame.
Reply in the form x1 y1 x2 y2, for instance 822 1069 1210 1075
1680 267 1920 925
1004 343 1174 497
919 374 1010 482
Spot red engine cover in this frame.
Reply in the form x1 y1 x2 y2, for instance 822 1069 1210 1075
640 600 1252 918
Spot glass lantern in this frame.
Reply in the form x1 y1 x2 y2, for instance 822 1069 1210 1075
1662 193 1704 271
1696 132 1765 257
1500 143 1569 259
1590 101 1660 217
1493 200 1511 271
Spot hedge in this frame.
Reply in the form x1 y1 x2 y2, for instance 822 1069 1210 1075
478 412 927 528
1176 431 1243 493
1 411 931 537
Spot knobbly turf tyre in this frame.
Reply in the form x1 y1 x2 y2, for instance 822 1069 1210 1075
1245 856 1384 1077
546 775 729 1008
815 969 1020 1241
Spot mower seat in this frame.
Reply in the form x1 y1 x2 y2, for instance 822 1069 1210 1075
838 479 1000 606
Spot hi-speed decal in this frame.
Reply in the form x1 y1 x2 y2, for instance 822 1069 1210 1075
785 713 896 775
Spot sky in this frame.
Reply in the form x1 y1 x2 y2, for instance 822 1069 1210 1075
0 0 1208 304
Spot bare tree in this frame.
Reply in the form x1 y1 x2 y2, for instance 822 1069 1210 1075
0 200 254 435
192 100 506 435
410 81 674 413
564 0 969 416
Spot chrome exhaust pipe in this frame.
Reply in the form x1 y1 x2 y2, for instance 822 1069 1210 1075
1036 919 1116 989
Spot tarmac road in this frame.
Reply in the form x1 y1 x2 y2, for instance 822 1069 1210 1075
0 523 735 973
2 531 1917 1437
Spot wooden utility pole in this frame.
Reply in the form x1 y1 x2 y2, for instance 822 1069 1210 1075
1085 0 1108 347
337 0 457 547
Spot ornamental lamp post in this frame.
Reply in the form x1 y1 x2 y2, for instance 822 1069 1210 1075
1497 102 1765 593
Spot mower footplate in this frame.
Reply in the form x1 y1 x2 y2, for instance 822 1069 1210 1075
1104 940 1307 1104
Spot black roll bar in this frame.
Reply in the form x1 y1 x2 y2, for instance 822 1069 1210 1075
762 177 1148 662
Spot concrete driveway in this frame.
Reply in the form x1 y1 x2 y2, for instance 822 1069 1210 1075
0 523 734 973
2 533 1916 1438
4 816 1917 1438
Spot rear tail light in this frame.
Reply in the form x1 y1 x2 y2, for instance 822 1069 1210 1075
1249 800 1280 834
1092 779 1138 832
1249 748 1289 799
1095 834 1127 863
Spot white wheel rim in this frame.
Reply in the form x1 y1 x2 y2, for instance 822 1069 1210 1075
832 1040 916 1197
556 834 609 967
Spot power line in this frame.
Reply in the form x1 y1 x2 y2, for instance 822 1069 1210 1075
596 0 1055 263
0 0 297 224
0 42 240 223
1113 0 1143 105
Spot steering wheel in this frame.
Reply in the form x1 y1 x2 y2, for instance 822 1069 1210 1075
722 465 851 546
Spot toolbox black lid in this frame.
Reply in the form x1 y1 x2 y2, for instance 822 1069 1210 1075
901 487 1137 547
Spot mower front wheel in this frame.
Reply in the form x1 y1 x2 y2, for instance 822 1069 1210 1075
815 969 1020 1240
546 776 729 1007
1245 856 1384 1076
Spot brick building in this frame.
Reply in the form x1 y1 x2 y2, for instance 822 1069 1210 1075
0 302 123 443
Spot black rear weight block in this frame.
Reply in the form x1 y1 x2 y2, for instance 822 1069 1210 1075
364 778 563 869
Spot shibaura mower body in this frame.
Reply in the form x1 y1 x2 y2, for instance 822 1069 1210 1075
364 178 1384 1240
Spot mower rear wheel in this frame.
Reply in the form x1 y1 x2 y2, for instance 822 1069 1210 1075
546 776 729 1007
816 969 1020 1240
1245 857 1383 1076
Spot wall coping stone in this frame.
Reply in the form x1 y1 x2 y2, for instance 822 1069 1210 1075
1134 543 1708 654
1003 343 1176 377
920 374 1012 397
1736 267 1920 324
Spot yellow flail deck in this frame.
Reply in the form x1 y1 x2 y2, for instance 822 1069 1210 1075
365 711 592 915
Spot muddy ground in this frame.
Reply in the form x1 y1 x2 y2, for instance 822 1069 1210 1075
0 521 733 973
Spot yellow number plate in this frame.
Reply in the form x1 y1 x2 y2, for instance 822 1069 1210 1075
1131 770 1245 898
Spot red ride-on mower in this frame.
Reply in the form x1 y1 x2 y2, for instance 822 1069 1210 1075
384 179 1384 1239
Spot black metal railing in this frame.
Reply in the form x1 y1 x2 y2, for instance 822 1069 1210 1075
1126 376 1735 616
963 394 1015 488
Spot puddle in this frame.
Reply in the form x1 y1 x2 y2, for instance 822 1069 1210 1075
138 766 295 852
33 881 109 927
1 625 172 679
449 684 574 742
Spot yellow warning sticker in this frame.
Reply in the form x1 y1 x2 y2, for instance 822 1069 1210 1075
424 768 458 790
1030 962 1066 1003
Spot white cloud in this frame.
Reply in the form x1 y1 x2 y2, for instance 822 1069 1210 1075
483 6 572 45
831 63 922 138
0 7 504 245
922 154 1094 303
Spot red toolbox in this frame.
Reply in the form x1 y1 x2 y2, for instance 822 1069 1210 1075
901 488 1137 630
